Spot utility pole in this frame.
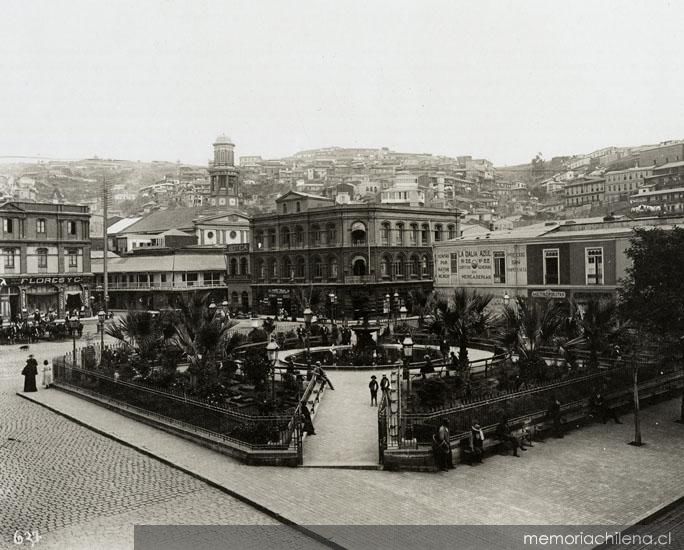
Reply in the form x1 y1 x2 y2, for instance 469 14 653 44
629 353 643 447
102 175 109 317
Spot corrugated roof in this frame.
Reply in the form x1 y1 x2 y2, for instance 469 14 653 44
107 217 142 235
122 208 205 234
92 252 226 273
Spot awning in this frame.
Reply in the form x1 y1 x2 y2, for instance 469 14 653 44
65 290 82 296
26 288 59 295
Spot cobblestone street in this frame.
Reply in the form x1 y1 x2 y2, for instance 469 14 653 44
0 336 317 550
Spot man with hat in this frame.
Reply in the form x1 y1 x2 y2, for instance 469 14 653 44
368 375 379 406
313 361 334 390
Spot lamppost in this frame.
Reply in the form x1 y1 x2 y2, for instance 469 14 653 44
402 335 414 403
69 316 80 367
222 300 229 321
97 310 106 362
328 292 337 323
384 294 390 327
266 338 280 402
303 306 313 356
208 300 217 315
393 292 400 323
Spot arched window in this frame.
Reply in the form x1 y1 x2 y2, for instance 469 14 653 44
421 255 429 277
296 201 301 212
268 228 276 249
395 254 406 278
229 258 238 276
381 222 391 246
312 256 323 279
269 258 277 279
381 255 392 279
434 224 443 242
396 223 404 246
283 257 293 279
311 224 321 246
239 257 248 276
231 291 239 304
421 224 430 246
410 223 418 245
352 257 367 276
327 223 337 244
281 227 291 248
328 256 338 280
447 224 456 239
295 257 306 278
294 225 304 247
410 254 420 277
351 221 366 246
282 203 288 214
255 230 264 250
257 259 265 280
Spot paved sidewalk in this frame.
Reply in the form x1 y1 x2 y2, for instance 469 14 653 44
19 386 684 549
302 369 390 466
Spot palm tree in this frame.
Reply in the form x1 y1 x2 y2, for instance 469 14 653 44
169 293 238 381
571 299 625 369
500 297 565 383
105 310 163 362
429 289 495 372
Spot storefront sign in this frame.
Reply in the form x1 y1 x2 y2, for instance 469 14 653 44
268 288 290 296
530 289 566 299
226 243 250 252
458 248 493 283
434 252 451 284
0 275 92 287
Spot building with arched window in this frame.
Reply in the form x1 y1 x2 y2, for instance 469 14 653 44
248 190 459 319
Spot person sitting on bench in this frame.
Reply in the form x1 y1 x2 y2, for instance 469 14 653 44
496 415 526 456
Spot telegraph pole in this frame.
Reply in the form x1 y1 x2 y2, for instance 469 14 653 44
102 175 109 317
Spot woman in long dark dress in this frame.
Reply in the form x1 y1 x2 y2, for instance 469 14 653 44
22 355 38 392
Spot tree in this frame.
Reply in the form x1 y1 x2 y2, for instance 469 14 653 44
407 289 436 328
500 297 564 383
619 226 684 339
574 299 625 369
429 289 495 372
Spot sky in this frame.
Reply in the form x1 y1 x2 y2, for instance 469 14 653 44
1 0 683 166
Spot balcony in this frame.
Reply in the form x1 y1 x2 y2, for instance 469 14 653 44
344 274 377 284
105 281 228 290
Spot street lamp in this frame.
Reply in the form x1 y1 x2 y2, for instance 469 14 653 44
399 305 408 321
97 310 106 362
503 292 510 308
222 300 229 320
266 338 280 401
402 335 414 403
68 316 80 367
303 306 313 362
328 292 337 323
208 301 217 314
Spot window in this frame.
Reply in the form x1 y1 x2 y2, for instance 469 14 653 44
207 231 214 239
543 249 559 285
493 251 506 284
421 255 429 277
313 257 323 278
296 201 301 212
4 248 16 269
381 223 390 245
396 223 404 245
585 247 604 285
36 219 46 233
327 224 337 244
37 248 48 269
448 225 456 240
68 249 78 268
240 257 248 276
329 257 338 280
67 221 77 235
282 203 288 214
3 219 13 234
381 256 391 278
450 253 458 273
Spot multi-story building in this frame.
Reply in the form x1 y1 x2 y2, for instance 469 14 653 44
638 142 684 168
245 191 459 318
0 201 93 320
433 214 684 310
604 167 653 203
630 187 684 214
564 177 605 208
92 247 230 311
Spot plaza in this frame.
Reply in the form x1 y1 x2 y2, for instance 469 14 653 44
2 318 683 549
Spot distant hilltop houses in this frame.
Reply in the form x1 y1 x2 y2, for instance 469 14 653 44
1 137 683 226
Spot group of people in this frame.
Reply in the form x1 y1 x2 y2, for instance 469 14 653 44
368 374 390 406
21 355 53 392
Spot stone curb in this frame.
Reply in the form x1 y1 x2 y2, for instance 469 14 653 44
16 392 347 550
